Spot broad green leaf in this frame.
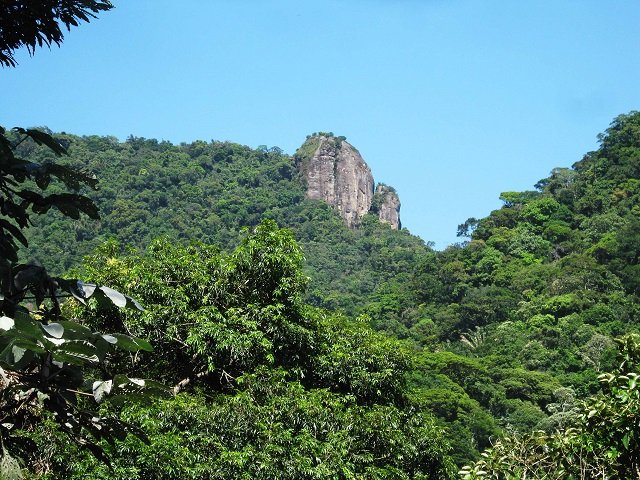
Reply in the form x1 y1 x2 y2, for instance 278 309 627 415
93 336 111 362
99 286 127 308
56 279 88 303
58 320 94 338
0 219 28 247
0 338 43 367
47 163 98 190
0 316 14 331
110 334 153 353
13 314 45 339
112 374 131 388
13 128 67 156
11 345 26 363
79 282 97 298
92 380 112 403
101 334 117 344
48 193 99 219
105 377 170 406
622 433 630 450
12 338 46 354
53 340 100 364
41 322 64 339
126 295 145 311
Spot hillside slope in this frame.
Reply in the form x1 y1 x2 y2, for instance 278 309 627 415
19 132 427 325
14 112 640 467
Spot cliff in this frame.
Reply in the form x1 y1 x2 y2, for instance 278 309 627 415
374 184 401 230
295 134 401 229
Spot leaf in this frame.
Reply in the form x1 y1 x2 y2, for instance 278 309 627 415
57 320 93 337
79 282 97 298
13 313 45 340
35 172 50 190
101 334 117 344
622 433 630 450
93 336 111 363
109 333 153 353
126 295 144 311
53 340 100 364
11 345 26 363
82 444 112 469
0 338 44 367
56 279 88 304
85 283 143 311
14 128 67 156
0 219 28 248
26 193 100 220
47 163 98 190
92 380 112 403
0 317 14 331
41 322 64 339
99 286 127 308
105 377 170 407
13 265 45 291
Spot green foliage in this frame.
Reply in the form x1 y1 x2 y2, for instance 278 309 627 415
44 221 456 478
460 335 640 479
25 3 640 476
0 127 167 471
402 112 640 466
13 111 640 471
17 132 433 332
0 127 98 262
58 376 453 479
0 0 113 67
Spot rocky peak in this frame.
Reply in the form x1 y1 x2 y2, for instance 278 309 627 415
295 133 401 229
373 184 401 230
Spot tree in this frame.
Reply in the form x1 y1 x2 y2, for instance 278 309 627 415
460 335 640 479
0 127 166 474
0 0 113 67
0 3 165 473
52 222 456 479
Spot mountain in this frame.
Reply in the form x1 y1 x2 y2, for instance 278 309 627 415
14 111 640 470
20 131 424 323
294 133 401 230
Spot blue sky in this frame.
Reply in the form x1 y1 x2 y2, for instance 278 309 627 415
2 1 639 248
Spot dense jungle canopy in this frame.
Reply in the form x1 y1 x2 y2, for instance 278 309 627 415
1 110 638 478
1 2 640 478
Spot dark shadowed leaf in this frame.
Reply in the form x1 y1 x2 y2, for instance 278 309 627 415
110 333 153 352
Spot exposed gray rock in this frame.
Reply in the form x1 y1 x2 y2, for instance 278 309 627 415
296 134 401 229
374 184 401 230
297 136 374 227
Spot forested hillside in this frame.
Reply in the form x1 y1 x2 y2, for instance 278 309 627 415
19 132 429 327
3 2 640 478
406 112 640 471
8 112 640 477
18 222 450 478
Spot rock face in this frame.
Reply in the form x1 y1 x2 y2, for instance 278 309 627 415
375 184 401 230
297 135 375 227
295 134 401 229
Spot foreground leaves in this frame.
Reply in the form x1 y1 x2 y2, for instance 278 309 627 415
0 126 166 469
